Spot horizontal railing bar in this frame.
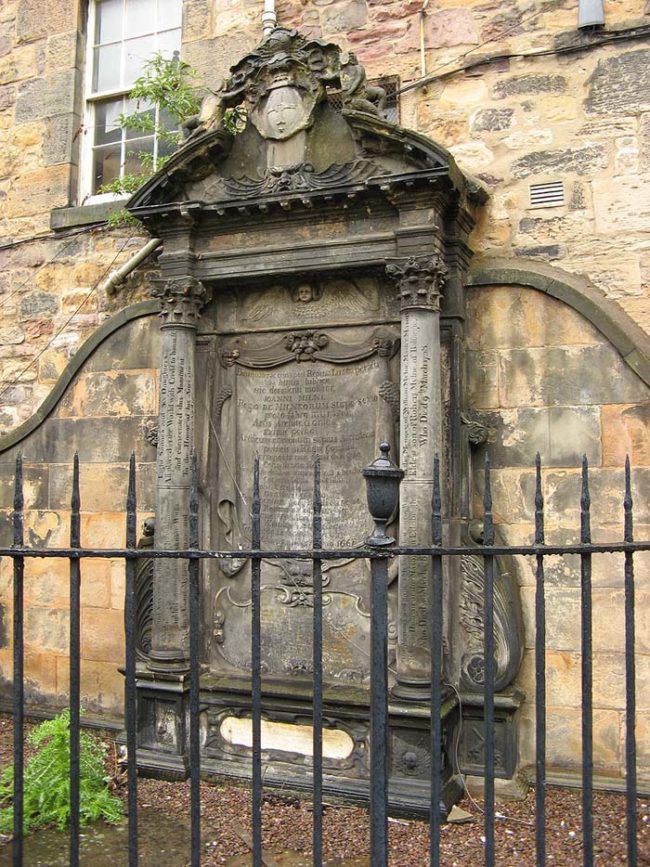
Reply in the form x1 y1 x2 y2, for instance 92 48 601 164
1 541 649 559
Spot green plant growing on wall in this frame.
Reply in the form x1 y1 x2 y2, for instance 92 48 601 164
0 709 123 833
100 52 201 225
101 52 246 226
100 52 202 197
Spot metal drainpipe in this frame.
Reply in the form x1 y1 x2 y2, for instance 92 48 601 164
578 0 605 28
262 0 276 38
100 236 162 296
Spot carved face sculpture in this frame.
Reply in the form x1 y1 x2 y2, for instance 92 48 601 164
255 85 311 141
296 284 314 302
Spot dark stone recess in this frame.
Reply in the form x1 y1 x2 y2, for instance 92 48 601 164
512 144 607 179
586 48 650 115
471 108 514 132
493 73 567 99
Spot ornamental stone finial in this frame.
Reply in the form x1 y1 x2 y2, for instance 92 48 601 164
152 277 211 326
385 255 448 312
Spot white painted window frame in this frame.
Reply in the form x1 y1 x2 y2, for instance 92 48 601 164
80 0 182 204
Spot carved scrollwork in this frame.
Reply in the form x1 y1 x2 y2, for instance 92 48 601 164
461 412 491 447
459 541 524 693
124 516 155 661
221 327 398 369
385 255 448 312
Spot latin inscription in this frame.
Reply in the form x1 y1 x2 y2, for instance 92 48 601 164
157 328 194 486
235 358 382 547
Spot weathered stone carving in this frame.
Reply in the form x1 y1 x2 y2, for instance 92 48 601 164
129 516 155 661
460 412 491 447
241 279 378 326
220 328 398 369
385 255 449 312
458 527 524 693
188 29 339 137
142 422 159 447
274 559 332 608
379 380 400 422
285 330 329 361
220 158 386 199
340 52 386 118
152 277 211 326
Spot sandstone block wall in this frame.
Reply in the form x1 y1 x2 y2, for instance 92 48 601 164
0 314 158 717
0 0 648 431
466 284 650 781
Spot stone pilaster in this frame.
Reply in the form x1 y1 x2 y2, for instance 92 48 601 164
386 255 448 700
148 277 211 672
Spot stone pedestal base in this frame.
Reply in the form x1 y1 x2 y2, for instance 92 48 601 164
130 672 463 817
132 666 190 779
457 688 525 780
391 675 434 703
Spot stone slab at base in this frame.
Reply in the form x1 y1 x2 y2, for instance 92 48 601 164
132 672 463 818
463 772 529 801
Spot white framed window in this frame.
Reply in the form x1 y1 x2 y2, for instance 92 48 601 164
81 0 182 201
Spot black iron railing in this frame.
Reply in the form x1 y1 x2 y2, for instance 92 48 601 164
3 451 648 866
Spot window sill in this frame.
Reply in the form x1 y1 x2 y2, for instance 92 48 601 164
50 198 130 231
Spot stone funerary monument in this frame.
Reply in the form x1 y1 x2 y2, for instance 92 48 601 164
128 27 523 812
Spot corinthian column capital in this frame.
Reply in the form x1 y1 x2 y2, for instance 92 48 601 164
386 255 448 312
153 277 211 326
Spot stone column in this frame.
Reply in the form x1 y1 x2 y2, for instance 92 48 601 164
386 255 448 700
148 276 211 672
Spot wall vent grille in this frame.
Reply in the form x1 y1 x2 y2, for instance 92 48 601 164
529 180 565 208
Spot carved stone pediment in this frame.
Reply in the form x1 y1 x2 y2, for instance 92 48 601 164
128 29 483 216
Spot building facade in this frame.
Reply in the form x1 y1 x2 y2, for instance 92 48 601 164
0 0 649 788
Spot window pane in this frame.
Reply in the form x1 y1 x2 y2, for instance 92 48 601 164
125 0 156 38
93 42 122 92
158 133 180 158
159 106 179 132
95 0 122 44
124 97 155 139
93 143 122 191
124 137 154 175
124 34 155 86
94 98 125 145
157 28 181 59
158 0 182 29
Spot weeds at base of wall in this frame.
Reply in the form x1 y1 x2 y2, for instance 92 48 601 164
0 708 122 833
